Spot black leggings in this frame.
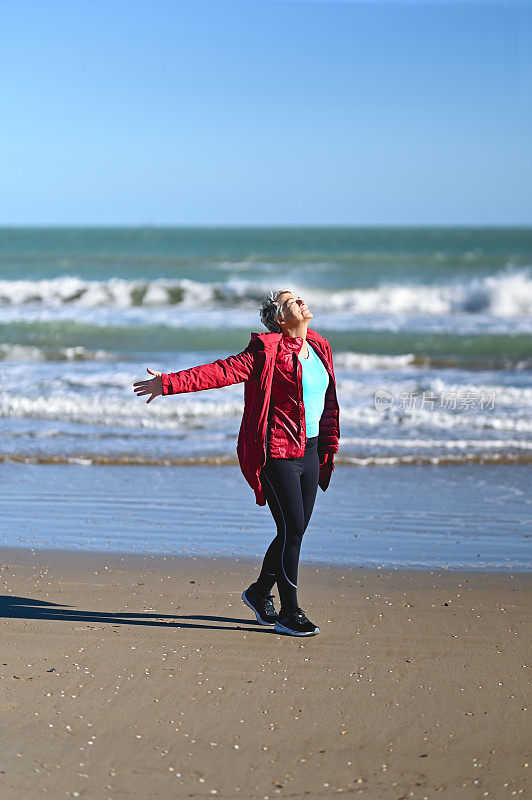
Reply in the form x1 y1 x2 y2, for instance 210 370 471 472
255 436 320 611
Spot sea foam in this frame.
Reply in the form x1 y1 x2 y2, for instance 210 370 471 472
0 267 530 317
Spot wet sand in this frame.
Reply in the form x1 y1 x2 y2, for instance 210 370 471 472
0 547 530 799
3 462 531 570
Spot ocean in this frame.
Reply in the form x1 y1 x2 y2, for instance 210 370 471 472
1 227 531 568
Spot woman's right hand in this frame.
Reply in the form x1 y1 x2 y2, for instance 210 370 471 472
133 368 163 404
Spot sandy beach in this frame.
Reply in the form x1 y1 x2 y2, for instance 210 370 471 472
0 547 529 799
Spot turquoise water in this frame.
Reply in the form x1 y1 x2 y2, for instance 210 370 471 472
2 226 531 282
1 226 531 470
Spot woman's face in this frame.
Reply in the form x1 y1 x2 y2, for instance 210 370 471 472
276 292 313 326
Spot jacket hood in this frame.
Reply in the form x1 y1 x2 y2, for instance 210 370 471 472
250 328 327 350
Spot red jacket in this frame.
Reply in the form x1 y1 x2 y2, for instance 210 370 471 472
161 327 340 506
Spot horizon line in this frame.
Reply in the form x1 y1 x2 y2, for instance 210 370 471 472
1 223 531 230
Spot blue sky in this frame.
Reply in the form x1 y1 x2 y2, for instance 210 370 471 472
1 0 530 225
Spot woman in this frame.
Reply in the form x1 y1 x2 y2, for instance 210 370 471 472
133 289 340 636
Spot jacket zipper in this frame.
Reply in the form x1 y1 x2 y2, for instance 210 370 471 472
296 353 306 453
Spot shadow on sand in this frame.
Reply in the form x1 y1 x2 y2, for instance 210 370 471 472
0 595 274 633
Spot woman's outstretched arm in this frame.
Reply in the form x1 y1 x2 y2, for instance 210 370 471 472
132 343 257 404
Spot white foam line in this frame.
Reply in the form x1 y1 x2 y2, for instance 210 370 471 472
0 266 530 317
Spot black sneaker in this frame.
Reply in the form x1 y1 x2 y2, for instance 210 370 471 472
241 586 278 626
274 607 320 636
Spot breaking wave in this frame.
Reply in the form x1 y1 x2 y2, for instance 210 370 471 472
0 344 114 362
0 267 530 317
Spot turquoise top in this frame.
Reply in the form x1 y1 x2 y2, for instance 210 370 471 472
299 342 330 438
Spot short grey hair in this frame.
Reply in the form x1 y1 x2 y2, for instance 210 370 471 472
259 289 294 333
